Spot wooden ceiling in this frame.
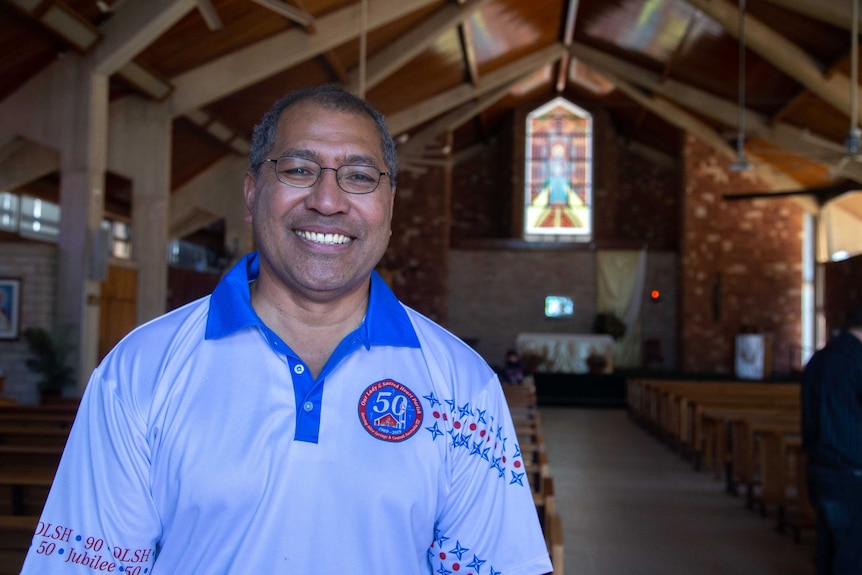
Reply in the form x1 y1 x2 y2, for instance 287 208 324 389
1 0 861 224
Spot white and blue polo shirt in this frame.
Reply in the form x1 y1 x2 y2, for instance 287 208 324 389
21 253 552 575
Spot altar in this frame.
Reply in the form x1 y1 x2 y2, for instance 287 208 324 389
515 332 615 374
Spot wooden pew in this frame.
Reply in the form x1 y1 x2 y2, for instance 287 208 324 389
502 376 564 572
0 425 70 447
700 407 799 486
0 444 64 469
540 477 564 575
779 449 817 542
728 415 800 502
0 514 39 575
0 469 54 516
0 404 74 572
627 378 799 462
629 377 811 550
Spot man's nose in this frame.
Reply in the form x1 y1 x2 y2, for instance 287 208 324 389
305 168 348 213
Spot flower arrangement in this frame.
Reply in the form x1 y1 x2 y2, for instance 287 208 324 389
519 350 551 374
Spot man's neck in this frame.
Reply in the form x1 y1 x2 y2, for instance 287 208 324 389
849 327 862 344
250 277 370 378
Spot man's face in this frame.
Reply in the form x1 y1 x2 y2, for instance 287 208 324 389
244 102 395 303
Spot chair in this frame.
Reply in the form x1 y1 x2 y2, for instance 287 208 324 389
642 338 664 369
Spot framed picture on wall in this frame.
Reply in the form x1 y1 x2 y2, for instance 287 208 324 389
0 278 21 340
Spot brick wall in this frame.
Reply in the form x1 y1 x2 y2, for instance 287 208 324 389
0 242 57 404
681 135 804 375
442 97 682 368
380 164 450 324
448 248 679 369
451 118 514 240
614 151 682 251
448 249 598 364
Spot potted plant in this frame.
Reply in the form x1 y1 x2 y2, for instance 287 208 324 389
593 311 627 340
23 327 75 400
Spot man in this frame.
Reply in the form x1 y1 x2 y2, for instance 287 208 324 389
21 85 552 574
802 303 862 575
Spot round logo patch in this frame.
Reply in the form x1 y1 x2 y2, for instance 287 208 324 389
358 380 424 442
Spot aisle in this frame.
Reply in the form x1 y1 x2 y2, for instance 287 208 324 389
540 407 815 575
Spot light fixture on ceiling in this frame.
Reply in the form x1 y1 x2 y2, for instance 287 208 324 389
729 0 752 172
826 0 862 175
843 0 860 157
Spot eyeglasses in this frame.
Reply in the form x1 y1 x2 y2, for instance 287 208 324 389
263 155 390 195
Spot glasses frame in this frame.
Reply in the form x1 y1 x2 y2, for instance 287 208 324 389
263 155 390 195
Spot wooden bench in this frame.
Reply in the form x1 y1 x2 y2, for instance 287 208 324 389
0 468 55 515
0 513 39 547
0 444 64 469
628 379 799 459
0 514 39 575
778 449 817 542
0 425 70 447
536 477 564 574
700 407 799 483
502 376 564 571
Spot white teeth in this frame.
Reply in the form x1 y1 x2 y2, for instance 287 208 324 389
295 230 352 245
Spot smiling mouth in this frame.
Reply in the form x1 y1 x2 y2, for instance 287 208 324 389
295 230 353 245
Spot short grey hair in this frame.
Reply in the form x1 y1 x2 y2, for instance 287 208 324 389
248 84 398 187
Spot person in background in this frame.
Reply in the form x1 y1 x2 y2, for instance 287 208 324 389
802 302 862 575
20 84 551 575
500 348 526 384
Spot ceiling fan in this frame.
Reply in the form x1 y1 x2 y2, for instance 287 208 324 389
725 0 862 196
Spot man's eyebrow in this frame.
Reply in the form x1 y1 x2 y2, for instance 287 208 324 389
278 147 316 160
278 148 380 167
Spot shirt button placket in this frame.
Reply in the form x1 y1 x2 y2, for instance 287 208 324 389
292 363 314 414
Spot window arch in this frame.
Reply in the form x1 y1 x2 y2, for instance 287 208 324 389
523 97 593 239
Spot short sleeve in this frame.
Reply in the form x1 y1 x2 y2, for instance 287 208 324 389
19 366 160 574
429 374 552 575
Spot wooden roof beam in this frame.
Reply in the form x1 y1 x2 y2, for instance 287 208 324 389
344 0 491 94
93 0 197 75
195 0 223 31
570 42 862 183
757 0 859 33
399 82 515 159
170 0 439 115
249 0 313 26
0 137 59 191
684 0 859 123
387 43 566 135
610 75 817 211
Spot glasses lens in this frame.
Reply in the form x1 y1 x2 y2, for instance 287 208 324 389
337 165 381 194
275 157 320 187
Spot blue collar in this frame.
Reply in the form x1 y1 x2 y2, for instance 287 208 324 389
205 252 420 349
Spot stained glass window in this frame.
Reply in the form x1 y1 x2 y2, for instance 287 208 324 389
524 97 592 238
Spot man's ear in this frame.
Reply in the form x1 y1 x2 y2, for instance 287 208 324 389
243 171 257 224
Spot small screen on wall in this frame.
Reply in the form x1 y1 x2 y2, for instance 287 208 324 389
544 296 574 318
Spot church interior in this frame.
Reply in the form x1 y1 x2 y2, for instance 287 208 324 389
1 0 862 573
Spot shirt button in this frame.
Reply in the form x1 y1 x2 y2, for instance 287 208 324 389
303 401 314 412
293 364 305 375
